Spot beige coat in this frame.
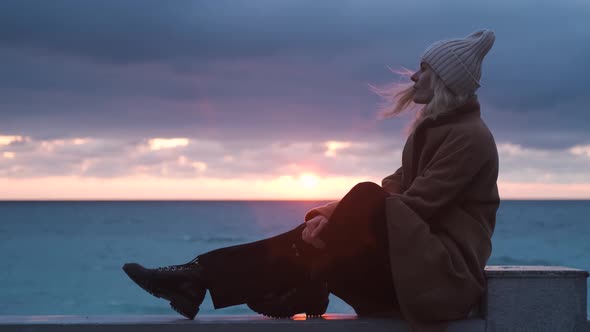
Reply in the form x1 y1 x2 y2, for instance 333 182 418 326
305 97 500 331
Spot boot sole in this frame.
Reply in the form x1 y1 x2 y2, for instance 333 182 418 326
247 283 329 319
252 310 325 319
250 307 326 319
122 263 200 319
248 298 328 319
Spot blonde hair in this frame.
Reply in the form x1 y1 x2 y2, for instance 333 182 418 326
370 65 470 135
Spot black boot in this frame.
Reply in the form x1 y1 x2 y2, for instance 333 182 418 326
247 279 329 318
122 257 206 319
247 241 330 318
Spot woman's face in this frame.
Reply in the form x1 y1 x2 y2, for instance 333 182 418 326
411 62 434 104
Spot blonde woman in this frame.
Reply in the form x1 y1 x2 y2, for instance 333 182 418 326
123 29 499 331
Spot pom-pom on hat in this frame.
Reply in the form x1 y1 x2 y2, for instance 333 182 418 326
421 29 495 97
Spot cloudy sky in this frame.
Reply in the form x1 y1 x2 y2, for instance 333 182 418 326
0 0 589 199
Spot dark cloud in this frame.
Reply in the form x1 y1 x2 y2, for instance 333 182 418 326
0 0 446 63
0 0 589 153
2 0 587 64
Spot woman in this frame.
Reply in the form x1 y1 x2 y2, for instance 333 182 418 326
123 29 499 331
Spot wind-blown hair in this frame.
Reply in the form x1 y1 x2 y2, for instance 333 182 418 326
370 65 471 135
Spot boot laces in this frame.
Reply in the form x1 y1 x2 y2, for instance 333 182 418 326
156 256 200 272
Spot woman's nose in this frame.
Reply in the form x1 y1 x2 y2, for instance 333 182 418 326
411 72 419 82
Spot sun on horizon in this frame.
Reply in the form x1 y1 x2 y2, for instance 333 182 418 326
299 173 319 189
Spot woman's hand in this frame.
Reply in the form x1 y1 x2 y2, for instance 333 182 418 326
302 215 328 249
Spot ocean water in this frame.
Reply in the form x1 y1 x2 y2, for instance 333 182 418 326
1 200 589 316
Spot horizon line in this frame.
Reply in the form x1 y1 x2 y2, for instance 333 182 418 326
1 198 589 202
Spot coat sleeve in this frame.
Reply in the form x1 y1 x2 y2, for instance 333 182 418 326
304 201 339 221
391 131 490 221
381 166 404 194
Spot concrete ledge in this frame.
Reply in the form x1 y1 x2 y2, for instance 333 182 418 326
485 265 590 278
483 266 589 332
0 314 485 332
1 266 589 332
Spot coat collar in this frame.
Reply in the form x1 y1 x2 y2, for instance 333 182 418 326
414 96 481 133
404 96 481 185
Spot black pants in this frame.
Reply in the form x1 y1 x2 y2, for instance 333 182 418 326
197 182 400 315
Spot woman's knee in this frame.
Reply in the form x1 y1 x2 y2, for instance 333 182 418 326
350 182 385 197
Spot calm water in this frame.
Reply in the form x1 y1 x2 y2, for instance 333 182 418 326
1 200 589 316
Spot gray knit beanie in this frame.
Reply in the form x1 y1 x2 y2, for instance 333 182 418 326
421 29 495 97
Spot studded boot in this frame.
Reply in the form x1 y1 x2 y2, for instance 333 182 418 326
247 240 330 318
122 257 207 319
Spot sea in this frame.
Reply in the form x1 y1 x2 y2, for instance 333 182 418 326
1 200 589 317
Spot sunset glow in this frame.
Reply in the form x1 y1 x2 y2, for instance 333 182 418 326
1 132 589 199
569 145 590 158
325 141 352 157
1 175 589 200
0 175 368 200
299 173 319 189
0 135 27 146
177 156 208 172
148 138 190 151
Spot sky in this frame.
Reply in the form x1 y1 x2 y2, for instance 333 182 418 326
0 0 589 200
